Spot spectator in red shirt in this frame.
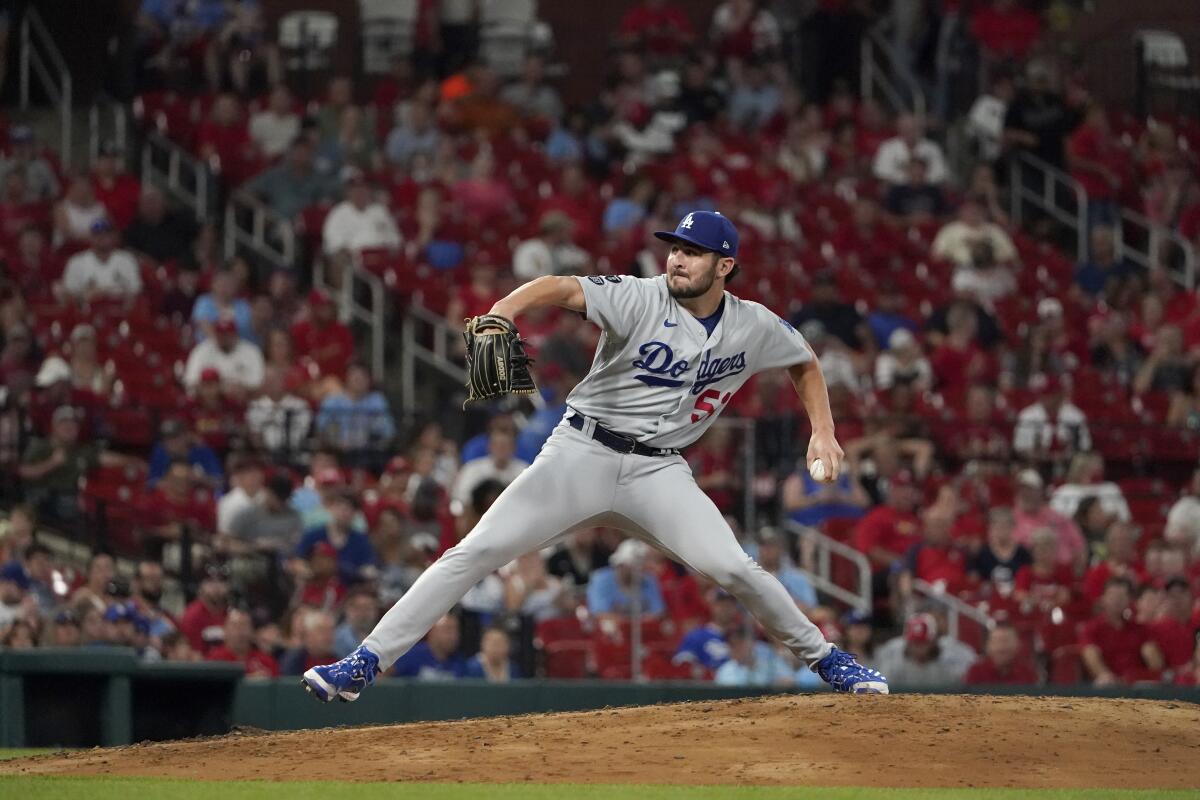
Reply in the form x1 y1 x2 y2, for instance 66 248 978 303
688 425 740 515
1067 105 1130 228
91 142 142 230
207 608 280 677
617 0 695 56
930 304 989 395
829 198 905 267
1149 578 1198 671
4 227 59 298
645 547 710 629
142 458 218 542
902 502 970 596
178 571 230 654
970 0 1042 61
964 622 1038 685
1082 521 1145 603
195 94 255 176
187 367 244 453
1080 577 1164 685
290 289 355 384
853 469 922 583
538 164 603 249
445 257 505 325
298 540 347 610
1013 526 1077 612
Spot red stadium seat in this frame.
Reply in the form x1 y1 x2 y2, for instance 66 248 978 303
542 639 590 679
1048 645 1084 685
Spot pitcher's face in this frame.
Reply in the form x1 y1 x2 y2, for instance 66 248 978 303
666 245 721 299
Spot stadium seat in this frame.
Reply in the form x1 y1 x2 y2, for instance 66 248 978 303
1048 645 1084 685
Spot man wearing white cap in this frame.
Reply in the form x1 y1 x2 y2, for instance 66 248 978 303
874 328 932 391
60 219 141 301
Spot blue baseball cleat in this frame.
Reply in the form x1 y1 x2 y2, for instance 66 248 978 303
302 645 380 703
815 647 889 694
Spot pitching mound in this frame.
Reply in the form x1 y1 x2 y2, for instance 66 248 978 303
3 694 1199 788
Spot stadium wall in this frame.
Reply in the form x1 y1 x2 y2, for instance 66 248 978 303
4 650 1199 747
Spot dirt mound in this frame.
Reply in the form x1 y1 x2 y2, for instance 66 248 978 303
3 694 1199 788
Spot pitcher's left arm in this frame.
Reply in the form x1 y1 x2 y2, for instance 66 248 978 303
787 359 844 482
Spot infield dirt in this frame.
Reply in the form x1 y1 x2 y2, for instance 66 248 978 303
3 694 1199 789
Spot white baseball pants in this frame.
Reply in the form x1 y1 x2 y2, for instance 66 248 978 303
363 420 832 668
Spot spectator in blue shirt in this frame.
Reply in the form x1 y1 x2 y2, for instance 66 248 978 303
672 590 741 674
392 614 468 680
316 362 396 454
781 460 869 530
754 529 818 609
334 587 380 656
190 266 254 343
602 175 655 235
292 490 377 586
586 540 665 618
385 102 440 166
714 629 796 687
464 624 524 681
866 285 919 349
1075 225 1135 299
147 418 223 488
727 60 782 131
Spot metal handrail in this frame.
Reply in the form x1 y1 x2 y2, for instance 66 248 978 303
1117 206 1197 289
1008 151 1089 260
89 101 129 165
783 520 871 614
141 131 211 222
400 301 468 415
860 20 927 118
313 253 387 381
18 7 72 166
223 190 296 267
911 579 994 641
1010 150 1197 287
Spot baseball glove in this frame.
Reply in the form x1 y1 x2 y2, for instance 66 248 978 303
463 314 537 406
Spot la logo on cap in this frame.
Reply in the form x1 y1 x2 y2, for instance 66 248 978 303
680 213 695 229
722 241 730 249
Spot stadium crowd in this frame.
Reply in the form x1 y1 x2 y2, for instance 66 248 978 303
0 0 1199 689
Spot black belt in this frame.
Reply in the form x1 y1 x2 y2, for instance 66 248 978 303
567 412 679 457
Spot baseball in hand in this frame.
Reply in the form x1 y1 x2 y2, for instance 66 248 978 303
809 459 827 481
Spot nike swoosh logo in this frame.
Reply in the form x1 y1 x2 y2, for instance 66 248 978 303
663 320 678 327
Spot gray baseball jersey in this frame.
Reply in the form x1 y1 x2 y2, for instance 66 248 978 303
363 276 833 674
567 275 814 448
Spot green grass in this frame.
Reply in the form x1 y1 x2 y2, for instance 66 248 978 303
0 779 1195 800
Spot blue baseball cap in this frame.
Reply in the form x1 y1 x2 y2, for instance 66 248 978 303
654 211 739 258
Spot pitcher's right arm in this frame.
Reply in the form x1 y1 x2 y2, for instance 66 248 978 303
489 276 585 320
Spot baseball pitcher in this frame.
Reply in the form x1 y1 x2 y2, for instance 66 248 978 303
303 211 888 699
